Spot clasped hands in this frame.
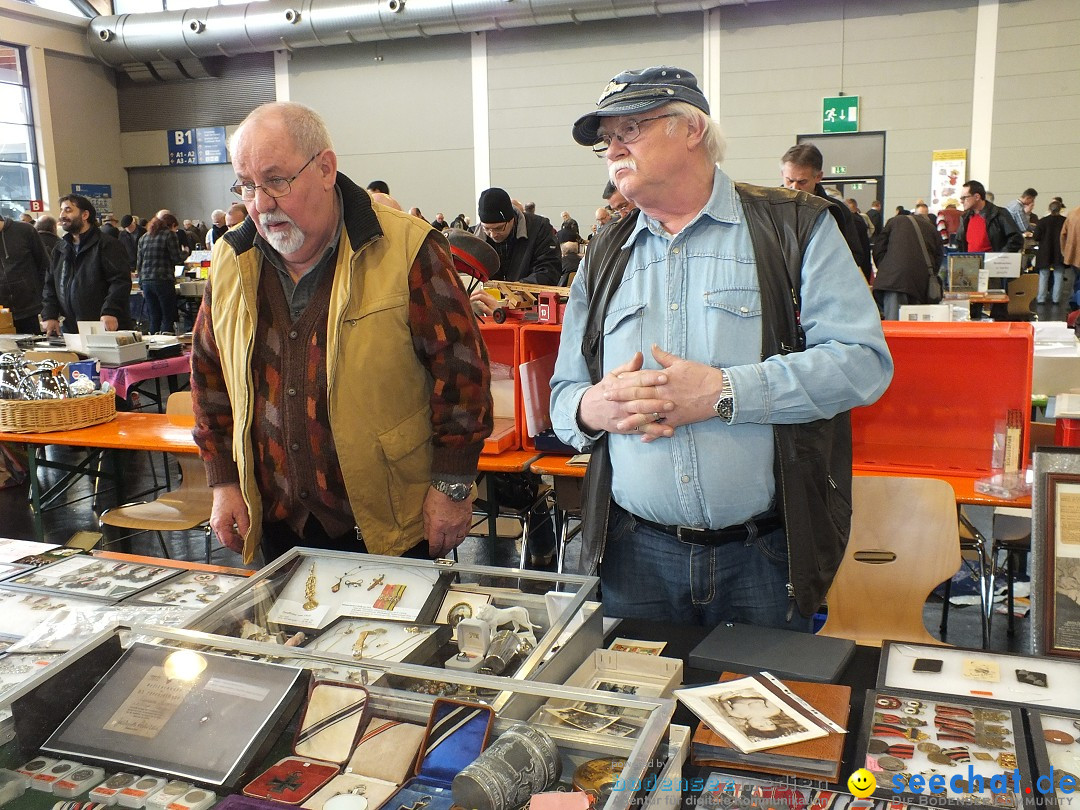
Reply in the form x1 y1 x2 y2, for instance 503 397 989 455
578 345 726 443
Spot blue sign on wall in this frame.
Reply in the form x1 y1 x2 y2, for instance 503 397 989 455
167 127 228 166
71 183 113 217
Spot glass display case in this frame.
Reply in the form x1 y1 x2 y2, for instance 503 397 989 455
12 625 677 810
181 550 602 709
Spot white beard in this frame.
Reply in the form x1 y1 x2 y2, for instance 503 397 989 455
259 212 306 255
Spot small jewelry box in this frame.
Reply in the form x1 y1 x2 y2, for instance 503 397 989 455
243 758 339 805
382 699 494 810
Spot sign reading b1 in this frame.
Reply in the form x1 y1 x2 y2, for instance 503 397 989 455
822 96 859 133
168 127 228 166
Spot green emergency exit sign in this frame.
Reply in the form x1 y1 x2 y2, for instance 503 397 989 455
823 96 859 132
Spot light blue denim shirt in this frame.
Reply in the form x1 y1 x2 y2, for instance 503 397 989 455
550 167 893 529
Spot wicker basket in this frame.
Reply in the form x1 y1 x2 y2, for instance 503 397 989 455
0 391 116 433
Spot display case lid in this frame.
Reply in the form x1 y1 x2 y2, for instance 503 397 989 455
181 549 599 687
54 626 674 810
40 641 308 787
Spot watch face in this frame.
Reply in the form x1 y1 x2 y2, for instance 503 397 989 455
716 397 734 422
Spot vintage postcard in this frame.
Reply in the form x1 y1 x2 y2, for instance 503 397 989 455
675 675 830 754
608 638 666 656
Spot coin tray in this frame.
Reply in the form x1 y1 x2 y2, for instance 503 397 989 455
53 764 106 797
15 756 58 785
144 780 193 810
90 773 142 805
856 689 1034 809
166 787 217 810
117 775 168 808
31 760 85 792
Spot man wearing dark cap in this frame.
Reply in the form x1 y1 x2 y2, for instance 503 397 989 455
470 187 560 316
550 66 892 628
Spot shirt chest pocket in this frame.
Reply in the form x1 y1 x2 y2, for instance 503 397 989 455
602 300 646 369
703 287 763 367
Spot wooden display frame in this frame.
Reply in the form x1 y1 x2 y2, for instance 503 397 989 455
1032 448 1080 658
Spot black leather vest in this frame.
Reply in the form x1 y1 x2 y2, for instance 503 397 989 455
576 183 851 619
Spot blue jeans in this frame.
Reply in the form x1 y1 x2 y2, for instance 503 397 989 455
140 278 178 334
599 503 812 630
1037 265 1065 304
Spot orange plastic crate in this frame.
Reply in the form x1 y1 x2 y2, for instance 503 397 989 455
519 324 565 452
479 322 521 454
851 321 1033 478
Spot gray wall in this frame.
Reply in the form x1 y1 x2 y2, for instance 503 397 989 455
991 0 1080 207
716 0 977 208
288 35 474 222
486 15 704 227
43 50 130 214
91 0 1080 227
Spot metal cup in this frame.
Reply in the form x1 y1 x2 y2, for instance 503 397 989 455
452 724 561 810
478 630 523 676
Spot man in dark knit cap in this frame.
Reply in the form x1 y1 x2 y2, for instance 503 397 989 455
470 187 559 317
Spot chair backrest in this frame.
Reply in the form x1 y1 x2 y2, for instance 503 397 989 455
1005 273 1039 318
166 390 193 418
164 391 210 502
819 476 960 647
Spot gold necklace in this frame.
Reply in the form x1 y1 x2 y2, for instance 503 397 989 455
303 563 319 611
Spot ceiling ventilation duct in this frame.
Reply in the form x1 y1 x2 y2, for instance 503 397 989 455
90 0 774 71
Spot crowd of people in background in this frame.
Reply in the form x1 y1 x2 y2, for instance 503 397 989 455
3 165 1078 346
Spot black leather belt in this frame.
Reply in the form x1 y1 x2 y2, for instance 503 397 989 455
625 506 783 546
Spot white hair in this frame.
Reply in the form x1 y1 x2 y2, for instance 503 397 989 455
664 101 726 165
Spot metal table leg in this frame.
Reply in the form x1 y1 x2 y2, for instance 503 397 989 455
957 507 992 648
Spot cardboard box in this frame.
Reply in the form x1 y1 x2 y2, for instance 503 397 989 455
0 309 14 335
898 303 952 321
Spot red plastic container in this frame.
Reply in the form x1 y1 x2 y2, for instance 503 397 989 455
1055 418 1080 448
851 322 1034 478
479 322 521 454
518 324 565 452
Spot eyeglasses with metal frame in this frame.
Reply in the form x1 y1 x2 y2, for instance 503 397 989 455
229 153 321 200
591 113 679 157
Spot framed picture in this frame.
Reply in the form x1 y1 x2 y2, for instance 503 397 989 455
1032 448 1080 658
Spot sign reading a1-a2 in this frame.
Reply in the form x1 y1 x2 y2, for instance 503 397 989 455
167 127 228 166
822 96 859 133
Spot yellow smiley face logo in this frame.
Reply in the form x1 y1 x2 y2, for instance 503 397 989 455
847 768 877 798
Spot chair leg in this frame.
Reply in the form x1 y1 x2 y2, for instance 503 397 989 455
155 530 170 558
1006 549 1016 636
940 578 951 640
518 511 530 570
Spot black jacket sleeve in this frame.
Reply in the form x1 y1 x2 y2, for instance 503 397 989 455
98 235 134 321
521 225 561 286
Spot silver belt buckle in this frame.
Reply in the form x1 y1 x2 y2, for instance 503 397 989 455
675 526 707 544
